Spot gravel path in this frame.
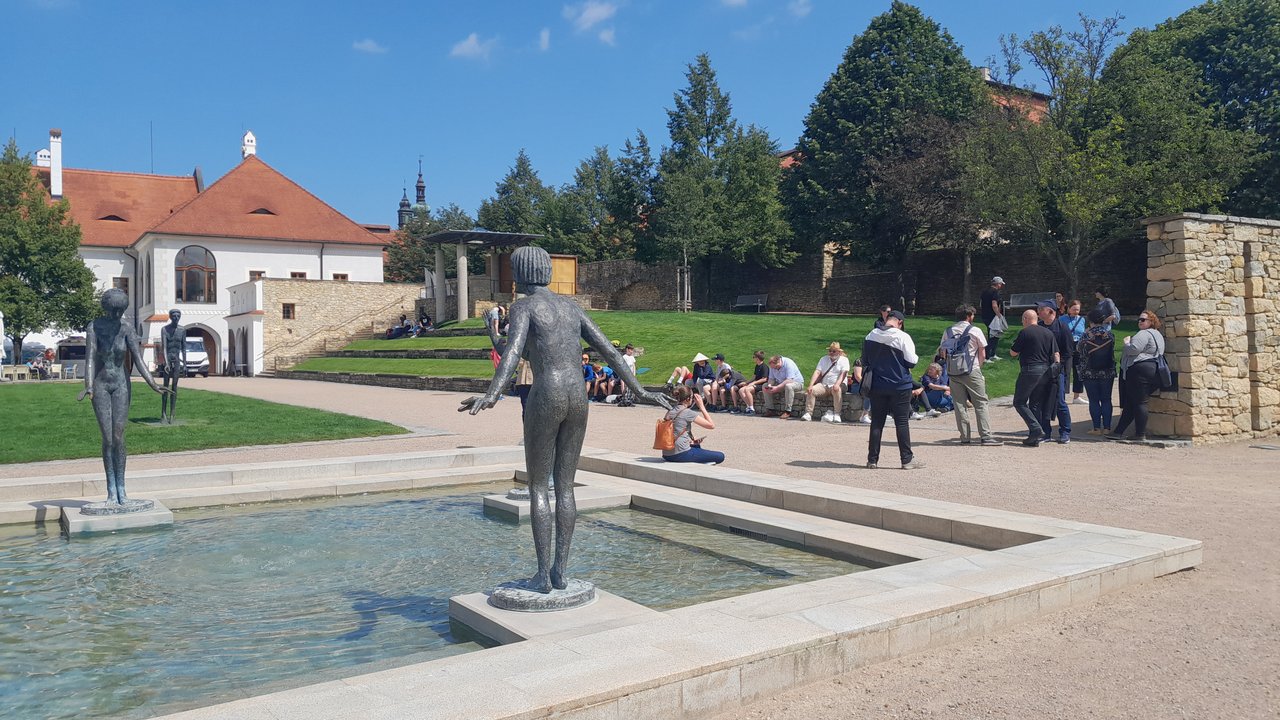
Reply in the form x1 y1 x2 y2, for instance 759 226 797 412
16 376 1278 718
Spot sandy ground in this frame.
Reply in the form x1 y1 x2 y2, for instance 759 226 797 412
14 376 1278 719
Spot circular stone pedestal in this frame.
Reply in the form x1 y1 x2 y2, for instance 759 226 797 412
80 499 156 516
488 579 596 612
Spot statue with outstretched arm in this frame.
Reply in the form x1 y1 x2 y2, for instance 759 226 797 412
466 246 670 592
78 289 168 506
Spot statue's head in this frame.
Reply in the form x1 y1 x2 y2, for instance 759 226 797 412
168 309 182 323
101 288 129 317
511 246 552 288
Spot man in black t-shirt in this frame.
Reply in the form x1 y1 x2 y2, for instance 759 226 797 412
1009 309 1060 446
1037 301 1074 443
979 277 1006 361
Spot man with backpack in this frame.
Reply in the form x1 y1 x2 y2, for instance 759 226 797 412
939 305 1002 446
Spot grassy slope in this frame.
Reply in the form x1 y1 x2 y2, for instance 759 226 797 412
0 383 407 464
314 311 1135 399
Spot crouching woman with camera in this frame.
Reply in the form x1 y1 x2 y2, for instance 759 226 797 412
661 386 725 464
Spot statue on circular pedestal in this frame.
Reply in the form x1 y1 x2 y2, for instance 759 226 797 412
78 289 169 514
158 309 187 423
465 246 670 608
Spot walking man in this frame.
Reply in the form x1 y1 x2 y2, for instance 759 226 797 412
939 305 1001 446
862 310 924 469
1037 300 1074 444
1009 309 1060 447
980 277 1006 361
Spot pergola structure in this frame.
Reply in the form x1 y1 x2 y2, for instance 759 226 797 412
421 229 542 322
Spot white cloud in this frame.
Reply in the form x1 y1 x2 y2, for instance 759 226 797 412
598 27 616 45
721 0 748 6
562 1 618 32
450 33 497 61
539 28 551 51
788 0 812 18
352 38 388 54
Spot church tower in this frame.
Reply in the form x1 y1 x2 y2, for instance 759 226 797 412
397 188 412 229
415 158 427 208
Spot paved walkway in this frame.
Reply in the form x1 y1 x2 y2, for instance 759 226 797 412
14 376 1278 718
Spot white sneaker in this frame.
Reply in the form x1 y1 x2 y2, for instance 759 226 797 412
911 412 925 420
830 414 842 424
927 409 941 418
800 412 812 421
989 355 1001 362
1073 397 1088 405
859 414 872 424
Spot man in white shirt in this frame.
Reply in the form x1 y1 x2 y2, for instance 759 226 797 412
802 342 850 422
939 305 1002 446
762 355 804 419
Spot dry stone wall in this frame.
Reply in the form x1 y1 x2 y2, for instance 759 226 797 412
261 279 421 368
1143 213 1280 443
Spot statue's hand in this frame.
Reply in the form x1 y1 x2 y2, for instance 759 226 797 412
459 395 499 415
642 390 673 410
77 388 93 402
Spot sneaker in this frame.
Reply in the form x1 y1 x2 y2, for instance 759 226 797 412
866 462 878 469
1073 397 1089 405
1057 435 1071 445
988 355 1001 362
1134 434 1148 443
1086 428 1102 435
960 438 972 445
745 407 756 416
1105 433 1125 441
859 414 872 425
800 412 812 421
830 414 842 424
902 460 927 470
926 409 941 418
780 412 792 420
980 438 1003 446
1022 434 1042 447
910 412 925 421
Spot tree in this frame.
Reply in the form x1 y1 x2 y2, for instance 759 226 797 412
477 149 554 235
965 14 1255 298
540 146 633 262
0 139 97 364
782 1 986 263
384 203 479 282
1114 0 1279 218
607 130 656 257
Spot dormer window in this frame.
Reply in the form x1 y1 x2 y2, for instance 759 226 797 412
99 214 127 222
249 208 276 215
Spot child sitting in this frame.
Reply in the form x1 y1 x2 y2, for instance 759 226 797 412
915 363 953 416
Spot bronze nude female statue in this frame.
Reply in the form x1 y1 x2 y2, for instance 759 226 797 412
468 246 669 594
78 289 168 510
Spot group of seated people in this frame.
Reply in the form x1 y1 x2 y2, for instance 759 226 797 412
386 313 433 339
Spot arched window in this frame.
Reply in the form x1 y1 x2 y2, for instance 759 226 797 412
175 246 217 303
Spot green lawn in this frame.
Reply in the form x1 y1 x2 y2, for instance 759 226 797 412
344 336 495 350
0 383 408 464
320 311 1136 400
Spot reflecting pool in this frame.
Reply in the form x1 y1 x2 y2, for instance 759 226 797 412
0 484 865 719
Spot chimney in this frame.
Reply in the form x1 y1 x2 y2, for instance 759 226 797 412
979 66 992 83
49 129 63 199
241 130 257 159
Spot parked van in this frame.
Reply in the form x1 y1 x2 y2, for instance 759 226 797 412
184 337 210 377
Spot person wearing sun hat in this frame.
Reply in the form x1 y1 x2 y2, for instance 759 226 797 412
980 276 1007 361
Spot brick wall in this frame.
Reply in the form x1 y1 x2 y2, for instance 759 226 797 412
261 279 422 369
578 259 681 310
1144 213 1280 443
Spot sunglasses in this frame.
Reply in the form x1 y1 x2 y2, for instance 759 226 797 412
1138 317 1150 322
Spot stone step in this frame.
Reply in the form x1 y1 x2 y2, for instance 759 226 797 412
327 349 492 360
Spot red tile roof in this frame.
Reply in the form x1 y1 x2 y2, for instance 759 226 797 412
36 167 200 248
148 155 384 246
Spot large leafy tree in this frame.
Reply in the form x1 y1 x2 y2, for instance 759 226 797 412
1114 0 1279 218
477 149 555 235
606 130 657 257
646 54 794 308
782 1 985 263
965 14 1255 297
384 203 479 282
541 146 634 262
0 139 97 364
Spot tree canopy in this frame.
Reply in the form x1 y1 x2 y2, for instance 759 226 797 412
384 203 479 282
0 139 97 362
782 1 986 264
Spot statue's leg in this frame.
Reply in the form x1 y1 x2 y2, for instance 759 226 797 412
169 372 180 422
522 412 560 593
91 390 117 502
161 371 172 421
549 400 589 590
111 385 130 501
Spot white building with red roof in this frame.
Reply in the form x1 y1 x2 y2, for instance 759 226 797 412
34 130 391 374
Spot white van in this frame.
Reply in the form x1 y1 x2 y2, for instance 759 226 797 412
184 337 210 377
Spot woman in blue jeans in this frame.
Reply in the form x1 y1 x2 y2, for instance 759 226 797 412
662 386 725 464
1077 309 1116 434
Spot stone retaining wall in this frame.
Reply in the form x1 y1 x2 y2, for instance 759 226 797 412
1143 213 1280 443
261 280 422 370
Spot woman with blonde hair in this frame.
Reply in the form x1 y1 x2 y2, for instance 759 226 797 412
1109 310 1165 442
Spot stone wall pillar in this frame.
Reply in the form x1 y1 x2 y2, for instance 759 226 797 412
1143 213 1280 443
455 243 469 321
433 245 447 324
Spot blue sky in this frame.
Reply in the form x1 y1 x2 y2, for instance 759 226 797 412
3 0 1196 229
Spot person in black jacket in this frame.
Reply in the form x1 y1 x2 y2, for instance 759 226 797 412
1036 301 1074 444
1009 309 1060 446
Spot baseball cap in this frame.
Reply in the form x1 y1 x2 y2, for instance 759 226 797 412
1036 300 1057 311
712 353 725 361
887 310 906 323
992 276 1005 285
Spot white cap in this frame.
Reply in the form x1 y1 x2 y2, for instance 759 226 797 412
992 276 1005 285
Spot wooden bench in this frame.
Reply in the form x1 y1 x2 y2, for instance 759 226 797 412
731 294 768 313
1007 292 1057 312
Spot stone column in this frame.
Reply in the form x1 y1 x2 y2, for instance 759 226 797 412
455 242 469 322
1143 213 1280 442
433 245 447 323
